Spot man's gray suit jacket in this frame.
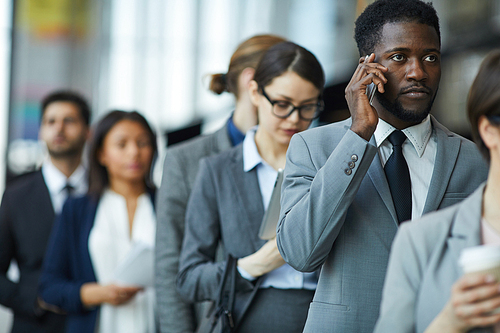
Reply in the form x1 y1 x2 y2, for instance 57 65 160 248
276 116 488 332
374 184 492 333
155 125 231 333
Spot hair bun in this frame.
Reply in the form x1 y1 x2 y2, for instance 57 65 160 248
209 73 227 95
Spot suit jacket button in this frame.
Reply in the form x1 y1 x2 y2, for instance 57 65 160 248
351 154 358 162
348 161 355 169
344 168 352 175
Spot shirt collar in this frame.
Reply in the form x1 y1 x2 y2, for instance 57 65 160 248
242 126 263 172
227 113 245 147
374 115 432 157
41 158 86 194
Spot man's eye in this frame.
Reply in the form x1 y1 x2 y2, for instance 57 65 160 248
424 55 438 62
391 54 405 62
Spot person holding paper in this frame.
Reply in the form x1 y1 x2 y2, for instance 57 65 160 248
38 110 157 333
177 41 324 332
374 50 500 333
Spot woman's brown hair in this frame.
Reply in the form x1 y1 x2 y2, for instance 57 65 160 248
209 34 286 98
467 50 500 162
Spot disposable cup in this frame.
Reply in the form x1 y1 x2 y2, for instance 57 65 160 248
459 245 500 314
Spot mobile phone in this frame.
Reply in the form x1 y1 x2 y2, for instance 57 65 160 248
366 83 376 105
364 55 377 105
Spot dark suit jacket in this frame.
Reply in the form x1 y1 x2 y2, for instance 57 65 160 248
39 190 155 333
39 194 99 333
0 170 65 333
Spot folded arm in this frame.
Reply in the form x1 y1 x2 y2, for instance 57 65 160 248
177 158 254 302
276 129 377 272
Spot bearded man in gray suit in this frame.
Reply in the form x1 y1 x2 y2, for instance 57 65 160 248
276 1 488 332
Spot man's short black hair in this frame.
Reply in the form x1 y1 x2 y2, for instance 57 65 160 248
41 90 91 125
354 0 440 57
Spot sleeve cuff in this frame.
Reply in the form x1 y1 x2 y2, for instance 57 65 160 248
236 266 257 281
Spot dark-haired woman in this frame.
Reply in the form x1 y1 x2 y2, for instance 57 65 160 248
156 34 286 332
177 41 325 332
39 111 157 333
374 50 500 333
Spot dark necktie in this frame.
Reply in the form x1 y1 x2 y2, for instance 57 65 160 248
63 183 75 197
384 130 412 224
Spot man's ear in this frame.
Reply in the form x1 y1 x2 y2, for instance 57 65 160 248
248 80 260 107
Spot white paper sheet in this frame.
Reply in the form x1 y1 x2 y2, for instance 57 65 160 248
113 242 154 287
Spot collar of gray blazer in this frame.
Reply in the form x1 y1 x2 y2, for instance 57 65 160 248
224 144 266 252
446 183 485 268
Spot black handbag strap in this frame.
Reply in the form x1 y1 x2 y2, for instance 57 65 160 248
219 255 237 328
232 275 262 331
216 254 263 332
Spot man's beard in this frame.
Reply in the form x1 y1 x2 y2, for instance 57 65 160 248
47 139 85 159
376 89 437 124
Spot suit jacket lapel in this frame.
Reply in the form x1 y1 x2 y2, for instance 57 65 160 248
36 170 56 221
227 147 266 252
447 185 484 268
423 117 461 214
366 136 398 224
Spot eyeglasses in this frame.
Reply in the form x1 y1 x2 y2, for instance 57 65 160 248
260 86 323 121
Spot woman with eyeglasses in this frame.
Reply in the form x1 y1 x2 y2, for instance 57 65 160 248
176 41 324 332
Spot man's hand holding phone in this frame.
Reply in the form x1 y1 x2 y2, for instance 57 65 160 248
345 53 388 141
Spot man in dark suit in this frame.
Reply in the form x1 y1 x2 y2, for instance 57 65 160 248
277 1 488 332
0 91 90 333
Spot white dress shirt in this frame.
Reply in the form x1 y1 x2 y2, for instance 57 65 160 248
374 115 436 219
41 158 87 214
238 127 317 290
88 189 156 333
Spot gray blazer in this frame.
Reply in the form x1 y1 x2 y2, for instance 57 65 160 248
276 116 488 332
374 184 492 333
155 125 232 333
176 144 265 302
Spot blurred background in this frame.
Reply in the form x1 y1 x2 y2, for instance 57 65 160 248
1 0 500 330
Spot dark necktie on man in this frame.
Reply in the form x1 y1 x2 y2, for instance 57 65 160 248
63 182 75 197
384 130 412 224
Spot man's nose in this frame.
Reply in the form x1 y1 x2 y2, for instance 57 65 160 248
55 120 65 132
405 58 428 82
